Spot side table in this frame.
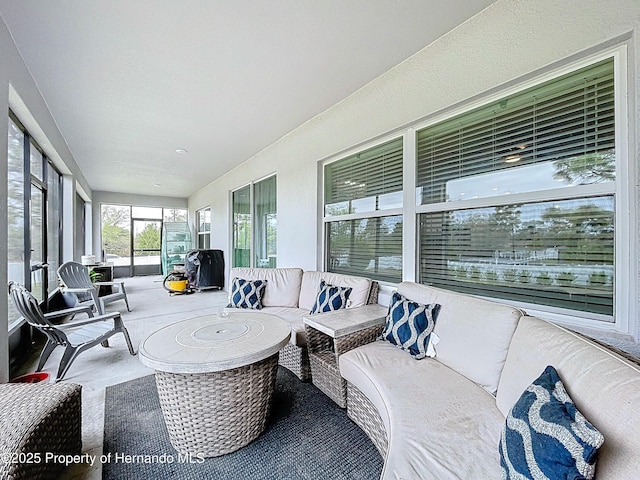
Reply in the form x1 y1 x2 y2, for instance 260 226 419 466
303 304 387 408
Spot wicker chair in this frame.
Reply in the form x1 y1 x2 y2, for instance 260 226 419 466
8 282 136 382
57 261 130 314
0 382 82 480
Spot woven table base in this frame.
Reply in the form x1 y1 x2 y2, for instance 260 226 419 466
155 353 279 457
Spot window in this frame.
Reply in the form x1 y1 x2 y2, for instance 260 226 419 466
6 113 64 326
232 186 251 267
47 165 62 295
101 205 186 275
231 175 277 268
7 118 25 325
164 209 187 223
324 138 403 282
416 57 617 319
254 176 277 268
196 208 211 249
101 205 132 266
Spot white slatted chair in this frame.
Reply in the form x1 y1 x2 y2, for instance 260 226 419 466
57 261 130 314
8 281 136 382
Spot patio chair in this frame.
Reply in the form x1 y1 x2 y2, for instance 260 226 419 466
8 281 136 382
57 261 130 314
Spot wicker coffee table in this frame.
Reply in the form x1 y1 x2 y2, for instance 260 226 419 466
139 312 291 457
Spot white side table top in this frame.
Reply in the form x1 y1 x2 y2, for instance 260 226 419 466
303 304 387 338
139 311 291 373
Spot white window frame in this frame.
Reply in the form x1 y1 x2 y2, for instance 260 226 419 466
319 45 634 336
229 173 277 268
321 133 405 283
412 46 631 334
196 207 211 249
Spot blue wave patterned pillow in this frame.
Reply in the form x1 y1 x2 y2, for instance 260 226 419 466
227 278 267 310
310 280 352 314
499 365 604 480
381 291 441 359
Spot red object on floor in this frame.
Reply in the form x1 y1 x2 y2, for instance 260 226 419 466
9 372 50 383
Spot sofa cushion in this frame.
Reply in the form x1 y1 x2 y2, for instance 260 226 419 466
496 315 640 480
227 278 266 309
299 271 371 311
229 267 303 308
396 282 522 394
310 280 352 314
381 291 441 359
340 341 504 480
499 365 604 480
259 306 308 346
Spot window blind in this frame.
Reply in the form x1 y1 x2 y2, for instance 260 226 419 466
327 215 402 283
325 137 403 215
419 197 614 316
416 58 615 205
416 58 616 318
324 137 404 282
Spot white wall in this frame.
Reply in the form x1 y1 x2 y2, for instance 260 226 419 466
188 0 640 338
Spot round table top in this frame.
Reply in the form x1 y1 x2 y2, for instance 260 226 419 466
138 311 291 373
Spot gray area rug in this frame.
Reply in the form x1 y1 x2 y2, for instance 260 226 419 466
103 367 383 479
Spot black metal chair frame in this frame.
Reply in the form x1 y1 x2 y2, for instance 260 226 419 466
8 281 136 382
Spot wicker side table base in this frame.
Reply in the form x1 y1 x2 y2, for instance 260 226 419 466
155 353 279 457
309 350 347 407
346 381 388 457
279 343 311 382
305 323 384 408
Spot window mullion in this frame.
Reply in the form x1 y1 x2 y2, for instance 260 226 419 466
416 183 615 215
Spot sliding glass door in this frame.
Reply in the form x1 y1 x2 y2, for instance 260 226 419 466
231 175 277 268
101 204 187 276
133 219 162 276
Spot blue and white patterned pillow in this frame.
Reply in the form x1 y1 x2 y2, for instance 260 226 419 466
310 280 352 314
499 365 604 480
381 291 441 359
227 278 267 310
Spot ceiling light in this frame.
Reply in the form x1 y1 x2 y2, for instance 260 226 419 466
504 154 521 163
153 183 161 187
175 148 188 154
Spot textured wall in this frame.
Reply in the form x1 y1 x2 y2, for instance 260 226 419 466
189 0 640 338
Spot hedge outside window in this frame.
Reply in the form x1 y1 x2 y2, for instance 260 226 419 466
416 58 615 318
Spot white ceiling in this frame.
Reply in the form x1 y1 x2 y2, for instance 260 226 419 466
0 0 495 198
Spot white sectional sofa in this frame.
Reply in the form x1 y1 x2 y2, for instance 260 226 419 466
228 267 377 381
340 281 640 479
